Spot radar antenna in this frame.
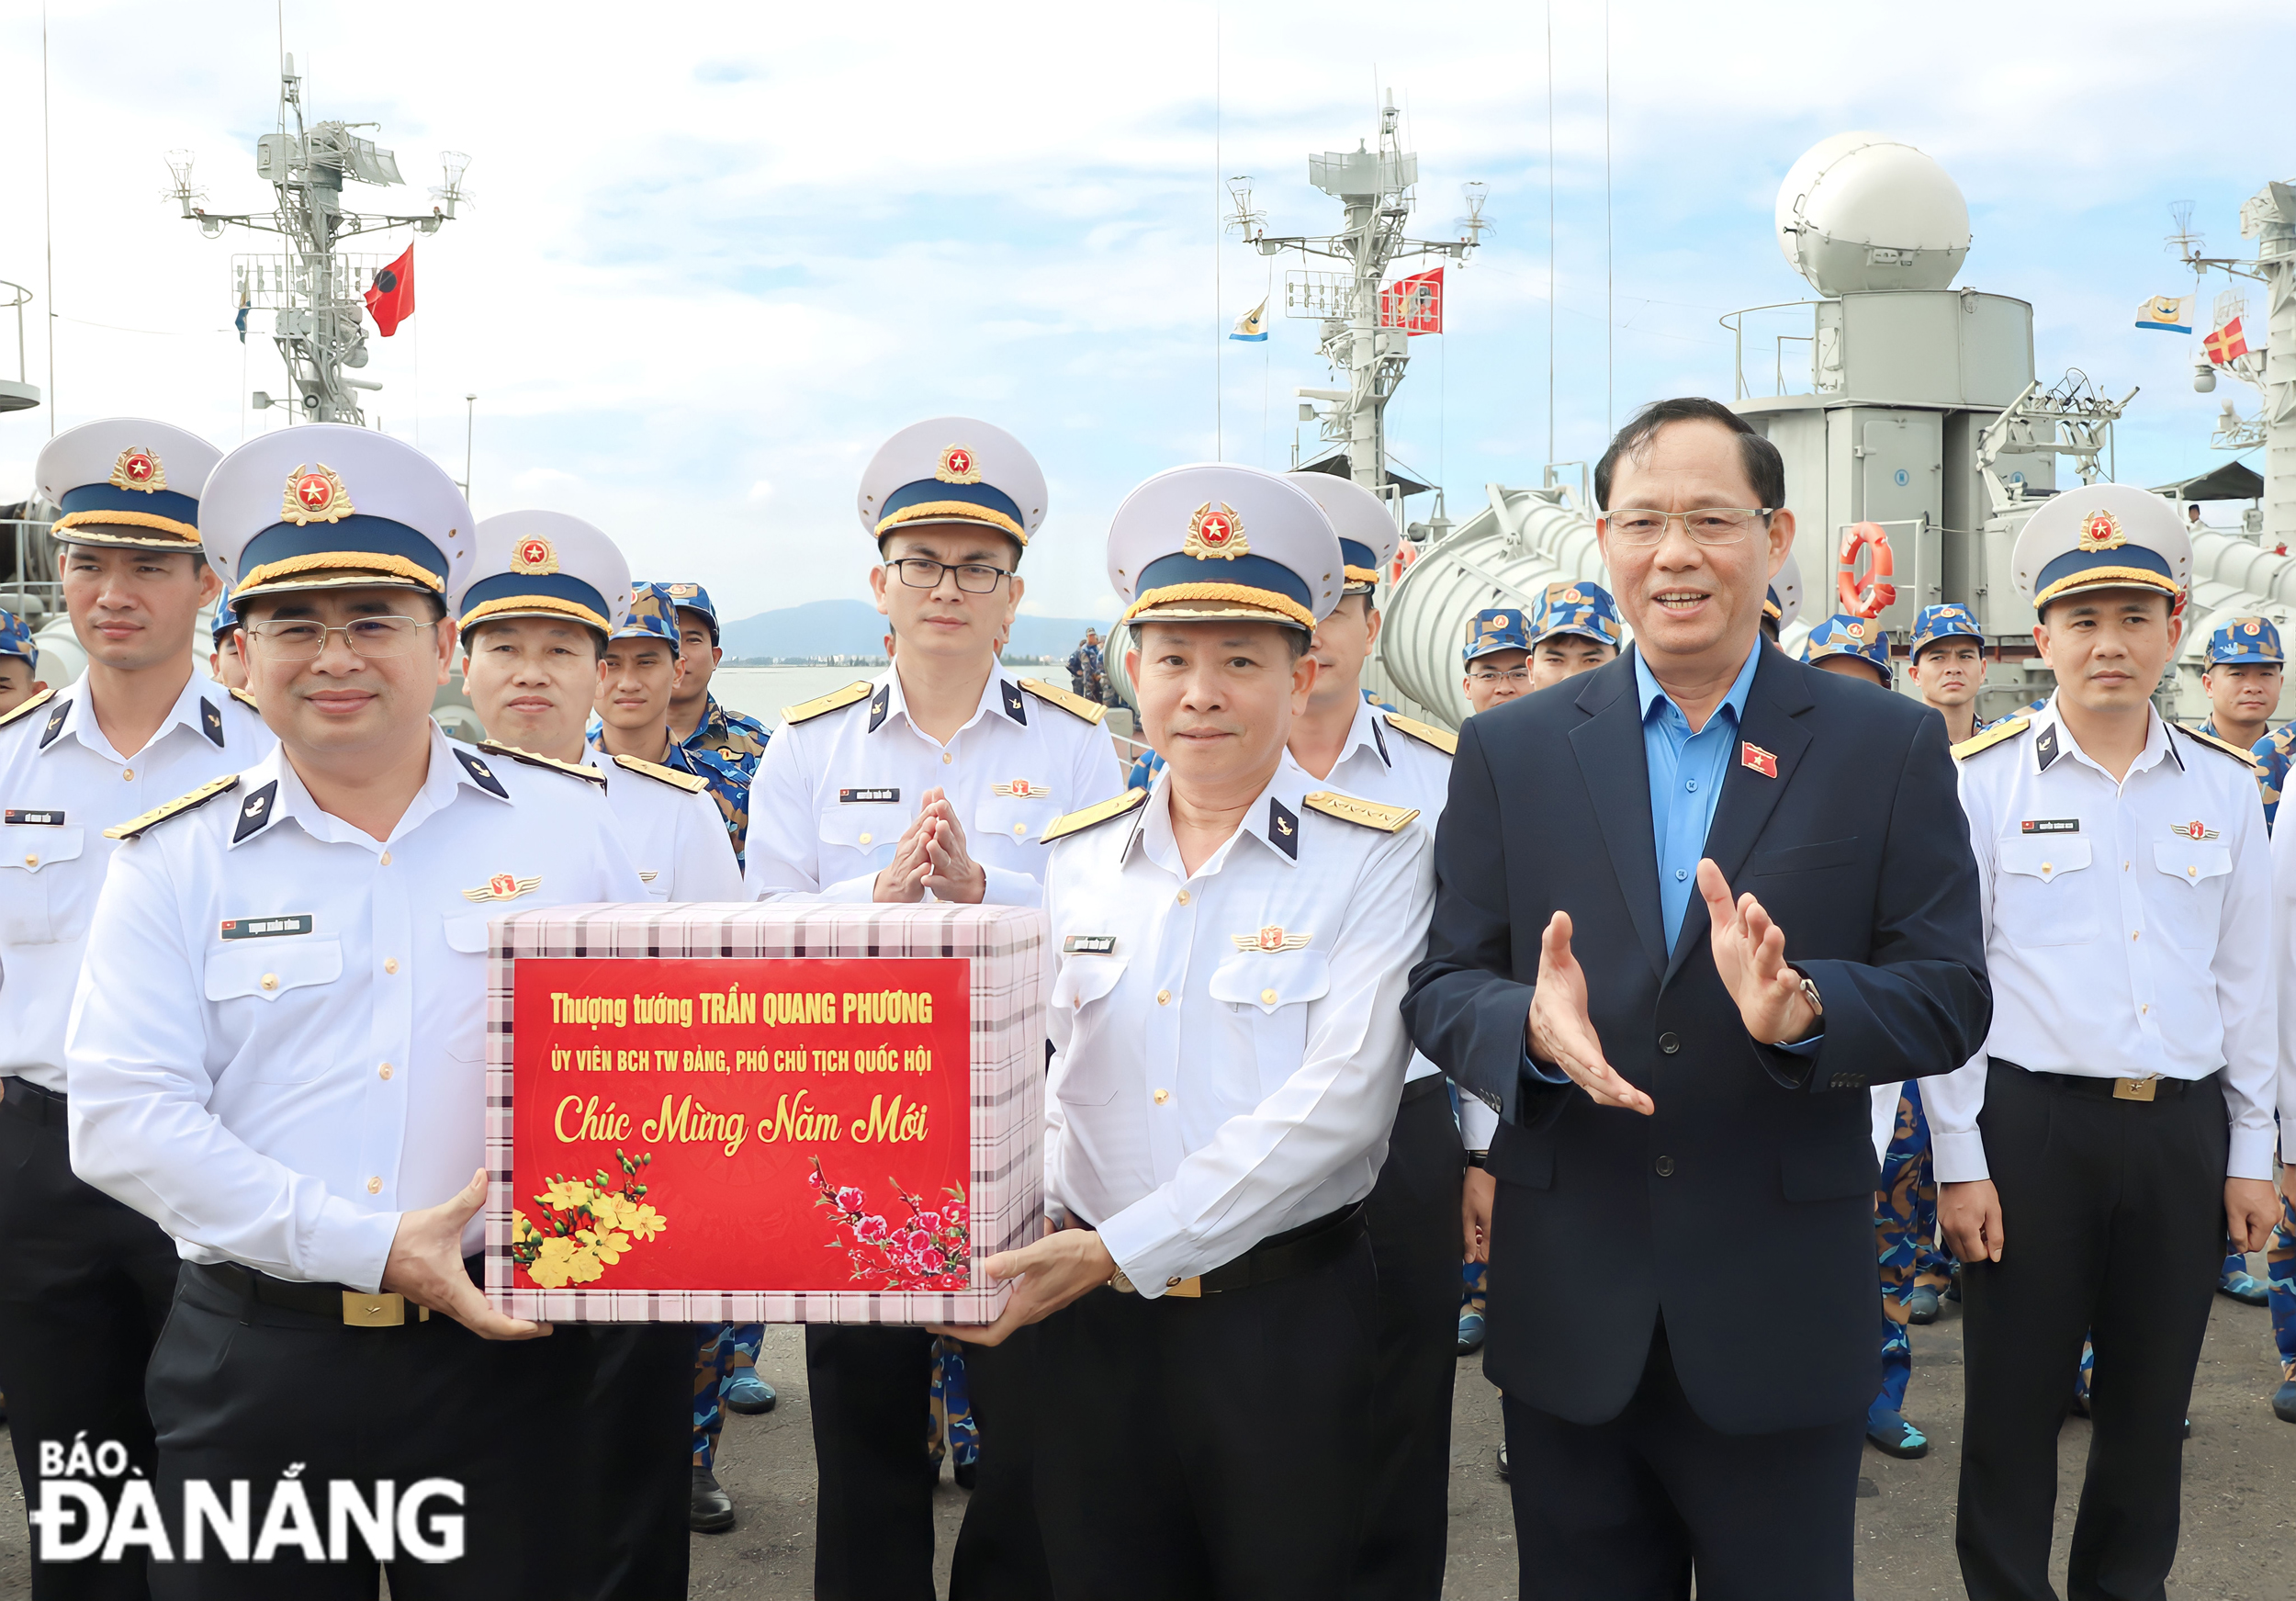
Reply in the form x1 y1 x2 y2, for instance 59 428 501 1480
165 53 470 426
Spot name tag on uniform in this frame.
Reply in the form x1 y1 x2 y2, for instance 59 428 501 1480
840 787 900 804
5 809 64 826
2020 818 2079 834
1064 935 1118 954
220 915 314 940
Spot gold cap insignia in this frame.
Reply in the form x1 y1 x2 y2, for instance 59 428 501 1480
463 872 541 903
281 464 355 526
511 536 558 575
665 582 700 598
1845 621 1864 639
1184 502 1248 560
2077 509 2126 553
1232 926 1311 953
109 447 166 494
936 445 983 485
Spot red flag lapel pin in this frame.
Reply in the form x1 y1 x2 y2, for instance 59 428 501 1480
1740 741 1778 780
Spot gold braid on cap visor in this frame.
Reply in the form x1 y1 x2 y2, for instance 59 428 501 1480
1342 564 1382 588
2031 567 2184 609
234 551 446 598
1119 582 1318 630
873 501 1030 546
53 510 202 545
457 594 613 634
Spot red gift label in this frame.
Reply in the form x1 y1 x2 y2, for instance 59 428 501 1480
509 956 974 1294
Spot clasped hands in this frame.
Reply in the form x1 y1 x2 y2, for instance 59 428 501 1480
872 787 987 903
1525 858 1818 1116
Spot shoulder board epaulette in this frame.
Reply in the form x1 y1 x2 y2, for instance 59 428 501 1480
476 739 607 785
1381 710 1457 757
1952 716 2029 762
1301 790 1420 832
1040 787 1146 844
1019 678 1108 726
612 752 709 793
0 684 56 729
105 774 240 840
2175 722 2268 773
782 681 874 725
228 687 261 713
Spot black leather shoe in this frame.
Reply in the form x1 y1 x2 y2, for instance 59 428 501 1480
691 1466 736 1533
1495 1443 1509 1482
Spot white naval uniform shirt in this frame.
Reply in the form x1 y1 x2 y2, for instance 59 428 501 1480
1926 697 2276 1183
1042 752 1435 1298
0 672 274 1092
1300 698 1501 1141
582 749 745 901
744 664 1123 905
63 723 646 1290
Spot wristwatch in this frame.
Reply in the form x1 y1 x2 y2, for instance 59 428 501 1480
1773 964 1823 1047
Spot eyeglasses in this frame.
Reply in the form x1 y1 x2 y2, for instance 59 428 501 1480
242 615 436 660
886 558 1011 594
1467 667 1531 685
1604 509 1773 547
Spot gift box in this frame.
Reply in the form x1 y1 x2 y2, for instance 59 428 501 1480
483 901 1045 1325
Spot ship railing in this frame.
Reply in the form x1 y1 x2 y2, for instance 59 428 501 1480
1718 299 1827 400
3 517 60 615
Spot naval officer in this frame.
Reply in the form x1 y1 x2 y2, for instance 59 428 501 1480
1459 607 1533 717
1930 484 2280 1600
1526 579 1624 690
940 461 1434 1600
457 522 740 905
64 424 647 1599
747 418 1114 1599
454 514 729 1589
1281 469 1459 1597
0 419 266 1601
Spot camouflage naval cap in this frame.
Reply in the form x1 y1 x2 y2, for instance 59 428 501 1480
1802 613 1892 686
2204 614 2284 667
0 605 34 663
1908 603 1984 661
1461 607 1532 664
1530 581 1623 650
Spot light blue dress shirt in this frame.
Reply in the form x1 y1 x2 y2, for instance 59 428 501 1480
1636 642 1763 952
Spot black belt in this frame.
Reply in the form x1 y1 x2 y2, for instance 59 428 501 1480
1998 1058 2211 1105
186 1257 480 1328
1 1076 68 1128
1107 1203 1365 1299
1400 1073 1449 1106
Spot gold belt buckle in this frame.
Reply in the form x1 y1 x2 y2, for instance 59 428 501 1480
340 1291 428 1326
2112 1076 2160 1103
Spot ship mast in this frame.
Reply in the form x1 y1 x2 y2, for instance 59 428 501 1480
2172 181 2296 542
163 53 471 427
1230 93 1487 514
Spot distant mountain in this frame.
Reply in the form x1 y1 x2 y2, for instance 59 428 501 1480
720 599 1112 660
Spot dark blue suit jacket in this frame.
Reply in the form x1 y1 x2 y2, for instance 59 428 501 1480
1401 643 1989 1433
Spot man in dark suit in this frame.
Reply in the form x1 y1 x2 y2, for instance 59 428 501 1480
1401 397 1990 1600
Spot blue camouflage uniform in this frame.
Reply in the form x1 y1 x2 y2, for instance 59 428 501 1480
658 582 768 864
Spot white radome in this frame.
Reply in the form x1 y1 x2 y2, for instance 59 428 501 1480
1776 131 1971 296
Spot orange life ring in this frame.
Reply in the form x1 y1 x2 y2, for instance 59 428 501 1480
1837 523 1896 619
1391 543 1418 584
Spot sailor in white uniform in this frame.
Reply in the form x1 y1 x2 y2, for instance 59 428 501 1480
745 418 1114 1599
63 424 647 1599
0 419 268 1601
1930 484 2280 1600
1280 468 1462 1596
940 462 1435 1600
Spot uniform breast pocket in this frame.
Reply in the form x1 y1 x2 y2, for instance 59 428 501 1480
2149 840 2232 950
206 938 343 1085
0 824 84 945
817 805 902 863
1209 952 1332 1099
1050 955 1128 1107
973 791 1055 848
1995 835 2095 946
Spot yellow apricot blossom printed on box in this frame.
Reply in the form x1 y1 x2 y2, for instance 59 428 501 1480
512 1148 666 1289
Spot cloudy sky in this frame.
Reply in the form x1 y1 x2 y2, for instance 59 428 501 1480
1 0 2287 625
